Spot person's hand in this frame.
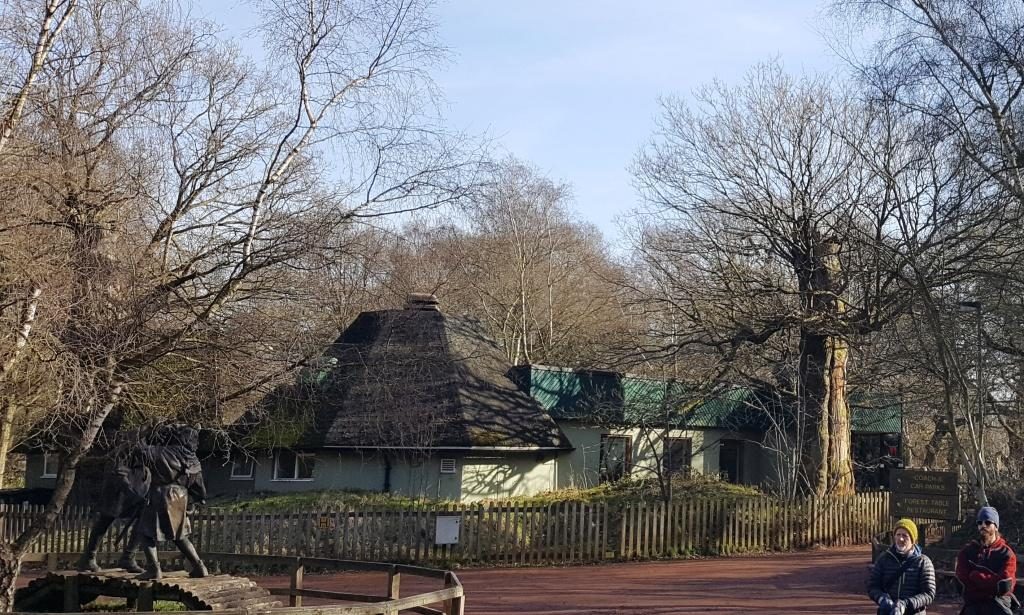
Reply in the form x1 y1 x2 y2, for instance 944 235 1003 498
877 595 893 610
892 599 906 615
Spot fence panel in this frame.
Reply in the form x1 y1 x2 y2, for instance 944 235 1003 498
0 491 892 566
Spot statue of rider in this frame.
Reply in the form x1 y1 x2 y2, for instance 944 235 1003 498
76 433 150 573
135 424 208 580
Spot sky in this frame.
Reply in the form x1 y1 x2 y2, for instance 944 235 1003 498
201 1 846 246
432 1 843 244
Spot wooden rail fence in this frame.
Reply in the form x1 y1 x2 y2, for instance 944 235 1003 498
0 492 890 566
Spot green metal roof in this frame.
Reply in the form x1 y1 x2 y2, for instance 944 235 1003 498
513 365 901 434
849 394 902 433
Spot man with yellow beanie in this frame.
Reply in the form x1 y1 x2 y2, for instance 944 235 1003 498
869 518 936 614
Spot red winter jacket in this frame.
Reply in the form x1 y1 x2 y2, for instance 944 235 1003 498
956 536 1017 606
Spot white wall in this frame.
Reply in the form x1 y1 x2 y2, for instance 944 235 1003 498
243 450 551 501
554 423 717 489
553 423 778 490
460 456 557 501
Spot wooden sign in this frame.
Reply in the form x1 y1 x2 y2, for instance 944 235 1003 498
892 492 960 520
890 469 958 496
890 469 959 520
318 515 336 530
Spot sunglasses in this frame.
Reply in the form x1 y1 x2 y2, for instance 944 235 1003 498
977 520 996 527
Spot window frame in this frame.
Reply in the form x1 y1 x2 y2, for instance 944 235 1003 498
41 452 58 479
272 450 315 481
663 437 693 475
229 453 255 480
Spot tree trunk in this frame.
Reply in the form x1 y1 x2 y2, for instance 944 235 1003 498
0 377 123 610
0 543 23 613
795 228 855 496
799 330 855 495
825 336 854 495
0 398 14 489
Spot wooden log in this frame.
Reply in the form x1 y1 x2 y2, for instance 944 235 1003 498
388 566 400 599
136 582 155 612
62 575 79 612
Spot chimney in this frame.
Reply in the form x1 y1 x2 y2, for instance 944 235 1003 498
405 293 440 311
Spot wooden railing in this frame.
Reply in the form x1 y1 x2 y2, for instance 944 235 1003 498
1 492 891 567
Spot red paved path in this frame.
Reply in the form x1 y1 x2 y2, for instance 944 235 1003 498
252 547 961 614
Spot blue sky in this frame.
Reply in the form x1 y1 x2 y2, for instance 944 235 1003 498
200 1 842 244
432 1 843 244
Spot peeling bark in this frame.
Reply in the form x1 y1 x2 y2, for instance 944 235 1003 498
796 229 855 496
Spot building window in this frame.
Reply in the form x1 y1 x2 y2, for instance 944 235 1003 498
439 458 457 474
663 437 693 475
230 453 254 479
599 435 631 483
41 452 58 478
273 450 315 481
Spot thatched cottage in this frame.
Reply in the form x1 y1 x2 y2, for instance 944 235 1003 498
23 295 902 501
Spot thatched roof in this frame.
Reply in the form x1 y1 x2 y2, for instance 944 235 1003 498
245 296 572 452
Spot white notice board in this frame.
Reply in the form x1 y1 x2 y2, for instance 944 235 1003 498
435 515 461 545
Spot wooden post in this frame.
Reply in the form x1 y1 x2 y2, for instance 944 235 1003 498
387 565 401 599
137 582 155 612
63 575 79 612
445 571 464 615
46 552 58 573
289 559 304 607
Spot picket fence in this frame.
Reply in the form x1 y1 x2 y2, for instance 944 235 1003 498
0 492 890 566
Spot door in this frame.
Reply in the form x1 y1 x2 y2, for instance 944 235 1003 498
599 435 631 483
719 439 744 484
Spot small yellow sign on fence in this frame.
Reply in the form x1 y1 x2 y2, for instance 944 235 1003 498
318 515 336 530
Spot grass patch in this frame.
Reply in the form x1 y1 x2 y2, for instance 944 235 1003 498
506 474 762 505
84 599 185 612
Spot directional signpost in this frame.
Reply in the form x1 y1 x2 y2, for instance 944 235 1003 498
890 469 960 520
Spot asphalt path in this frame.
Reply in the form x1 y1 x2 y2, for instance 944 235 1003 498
252 546 963 614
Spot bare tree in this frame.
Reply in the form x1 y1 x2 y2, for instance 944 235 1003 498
0 0 478 605
630 65 924 496
0 0 78 153
380 158 633 367
833 0 1024 504
0 0 81 488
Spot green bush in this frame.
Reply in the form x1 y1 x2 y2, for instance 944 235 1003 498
208 489 444 512
208 474 761 512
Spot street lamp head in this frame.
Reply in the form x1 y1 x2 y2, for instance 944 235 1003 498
957 300 983 313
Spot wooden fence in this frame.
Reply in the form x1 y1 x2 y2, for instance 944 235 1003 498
0 492 890 567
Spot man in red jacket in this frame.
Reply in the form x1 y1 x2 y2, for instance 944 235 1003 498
956 506 1018 615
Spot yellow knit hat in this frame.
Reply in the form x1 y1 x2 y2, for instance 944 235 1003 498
893 518 918 544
